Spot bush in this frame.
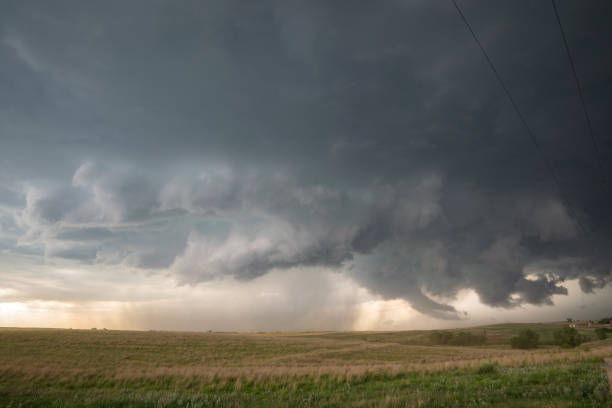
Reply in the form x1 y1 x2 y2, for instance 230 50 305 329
598 317 611 324
429 331 486 346
430 331 453 345
553 327 582 348
476 362 498 374
595 328 608 340
448 331 486 346
510 329 539 349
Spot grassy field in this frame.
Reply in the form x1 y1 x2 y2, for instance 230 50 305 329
1 323 611 407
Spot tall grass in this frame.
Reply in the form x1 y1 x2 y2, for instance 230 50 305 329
1 326 611 406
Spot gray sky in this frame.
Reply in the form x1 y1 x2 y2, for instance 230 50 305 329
1 0 612 330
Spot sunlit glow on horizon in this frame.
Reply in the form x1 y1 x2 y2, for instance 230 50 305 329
2 275 609 332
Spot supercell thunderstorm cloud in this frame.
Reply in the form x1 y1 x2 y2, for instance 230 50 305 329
1 1 612 329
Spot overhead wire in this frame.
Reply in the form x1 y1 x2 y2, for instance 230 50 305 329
450 0 588 235
551 0 603 168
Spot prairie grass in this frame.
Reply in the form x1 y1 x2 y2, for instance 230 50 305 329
1 325 611 406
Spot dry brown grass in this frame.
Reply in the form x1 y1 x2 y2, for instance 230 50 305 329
1 327 611 386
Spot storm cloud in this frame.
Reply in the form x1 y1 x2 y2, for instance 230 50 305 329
1 0 612 322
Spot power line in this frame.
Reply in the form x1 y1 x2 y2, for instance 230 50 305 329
551 0 604 169
450 0 588 235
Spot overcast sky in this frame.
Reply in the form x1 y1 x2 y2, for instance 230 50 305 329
1 0 612 331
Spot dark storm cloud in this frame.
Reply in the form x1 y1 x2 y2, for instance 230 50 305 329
1 0 612 317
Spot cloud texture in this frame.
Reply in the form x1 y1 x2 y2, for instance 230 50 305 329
1 0 612 322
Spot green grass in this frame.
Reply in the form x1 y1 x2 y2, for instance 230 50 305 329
1 360 609 407
1 325 611 407
303 323 598 347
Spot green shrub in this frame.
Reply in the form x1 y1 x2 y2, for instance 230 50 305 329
430 331 453 344
448 331 486 346
476 362 498 374
595 328 608 340
509 329 539 349
429 331 486 346
553 327 582 348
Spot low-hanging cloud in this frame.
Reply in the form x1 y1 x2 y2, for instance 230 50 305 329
1 0 611 322
4 160 611 318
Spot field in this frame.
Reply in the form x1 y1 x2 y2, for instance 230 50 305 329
1 323 611 407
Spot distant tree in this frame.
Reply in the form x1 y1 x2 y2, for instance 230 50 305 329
510 329 539 349
448 331 486 346
553 327 582 348
430 330 486 346
598 317 611 325
566 318 573 323
595 328 608 340
430 331 453 345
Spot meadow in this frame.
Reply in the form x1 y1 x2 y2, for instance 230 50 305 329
1 323 611 407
